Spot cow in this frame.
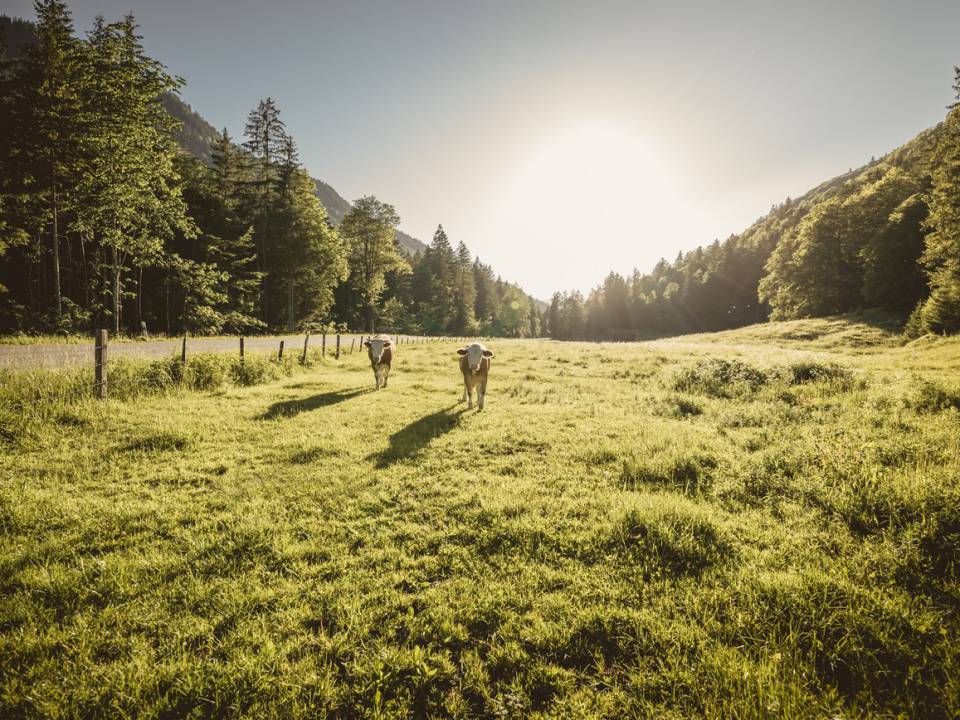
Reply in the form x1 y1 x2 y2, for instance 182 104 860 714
364 334 394 390
457 342 494 410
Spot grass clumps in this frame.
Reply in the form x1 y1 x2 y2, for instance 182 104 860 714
120 430 190 454
620 449 717 494
674 357 856 398
611 498 734 576
673 358 769 396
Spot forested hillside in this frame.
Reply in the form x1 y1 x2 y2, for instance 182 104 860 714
0 4 536 336
548 77 960 340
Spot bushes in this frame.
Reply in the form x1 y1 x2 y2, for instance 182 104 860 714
673 358 854 396
673 358 769 397
909 380 960 413
784 361 852 385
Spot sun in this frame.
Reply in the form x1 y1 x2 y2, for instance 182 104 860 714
484 122 687 297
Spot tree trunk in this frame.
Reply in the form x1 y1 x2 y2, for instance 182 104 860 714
288 277 294 331
52 185 62 324
165 277 170 335
111 246 121 335
137 265 143 334
367 302 375 333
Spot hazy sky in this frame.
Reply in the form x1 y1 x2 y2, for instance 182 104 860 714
6 0 959 299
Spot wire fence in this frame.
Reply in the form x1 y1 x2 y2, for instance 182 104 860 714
71 330 479 400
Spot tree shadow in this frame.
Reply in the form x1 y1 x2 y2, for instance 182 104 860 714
370 404 466 468
258 388 368 420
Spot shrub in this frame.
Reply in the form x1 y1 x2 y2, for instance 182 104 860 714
673 358 769 397
229 355 279 386
909 380 960 413
186 352 231 390
785 361 852 385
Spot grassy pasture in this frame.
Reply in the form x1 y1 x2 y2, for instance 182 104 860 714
1 320 959 718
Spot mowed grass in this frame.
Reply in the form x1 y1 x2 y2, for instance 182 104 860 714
1 324 959 718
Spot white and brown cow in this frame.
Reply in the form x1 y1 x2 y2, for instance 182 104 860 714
457 342 494 410
364 334 394 390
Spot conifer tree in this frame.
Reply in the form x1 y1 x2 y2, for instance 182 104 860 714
424 224 456 332
5 0 87 326
453 240 477 334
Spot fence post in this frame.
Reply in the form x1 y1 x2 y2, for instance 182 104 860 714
350 337 355 354
322 333 326 358
336 334 341 359
94 329 108 399
181 337 187 365
240 336 245 361
278 340 285 361
302 333 310 364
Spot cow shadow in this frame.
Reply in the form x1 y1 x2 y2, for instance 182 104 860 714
370 404 466 468
258 388 368 420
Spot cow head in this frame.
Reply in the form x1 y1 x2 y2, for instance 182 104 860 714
457 343 493 373
364 336 392 363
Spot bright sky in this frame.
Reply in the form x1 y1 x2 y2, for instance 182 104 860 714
7 0 960 299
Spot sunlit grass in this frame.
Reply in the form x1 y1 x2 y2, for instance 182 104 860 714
1 321 958 718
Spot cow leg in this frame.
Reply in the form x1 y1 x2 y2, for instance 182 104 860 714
478 377 487 410
382 368 389 388
460 385 467 403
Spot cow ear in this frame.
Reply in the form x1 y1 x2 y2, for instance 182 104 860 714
482 349 494 358
383 341 391 347
363 340 371 347
456 348 468 356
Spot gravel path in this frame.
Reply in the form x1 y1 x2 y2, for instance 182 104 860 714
0 334 387 369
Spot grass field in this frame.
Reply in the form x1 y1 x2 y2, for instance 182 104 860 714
1 319 959 718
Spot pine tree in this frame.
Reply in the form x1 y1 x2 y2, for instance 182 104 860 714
424 225 456 332
547 292 562 338
5 0 87 327
210 128 243 207
242 97 290 320
452 239 476 334
473 257 497 328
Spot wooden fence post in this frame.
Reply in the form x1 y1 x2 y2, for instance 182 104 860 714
302 333 310 364
350 338 355 354
336 334 341 359
181 337 187 365
240 336 245 361
322 333 326 358
278 340 285 361
95 329 108 399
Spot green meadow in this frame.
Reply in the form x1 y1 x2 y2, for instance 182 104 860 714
1 318 959 719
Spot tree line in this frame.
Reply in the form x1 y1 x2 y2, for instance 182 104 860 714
547 69 960 340
0 2 543 337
